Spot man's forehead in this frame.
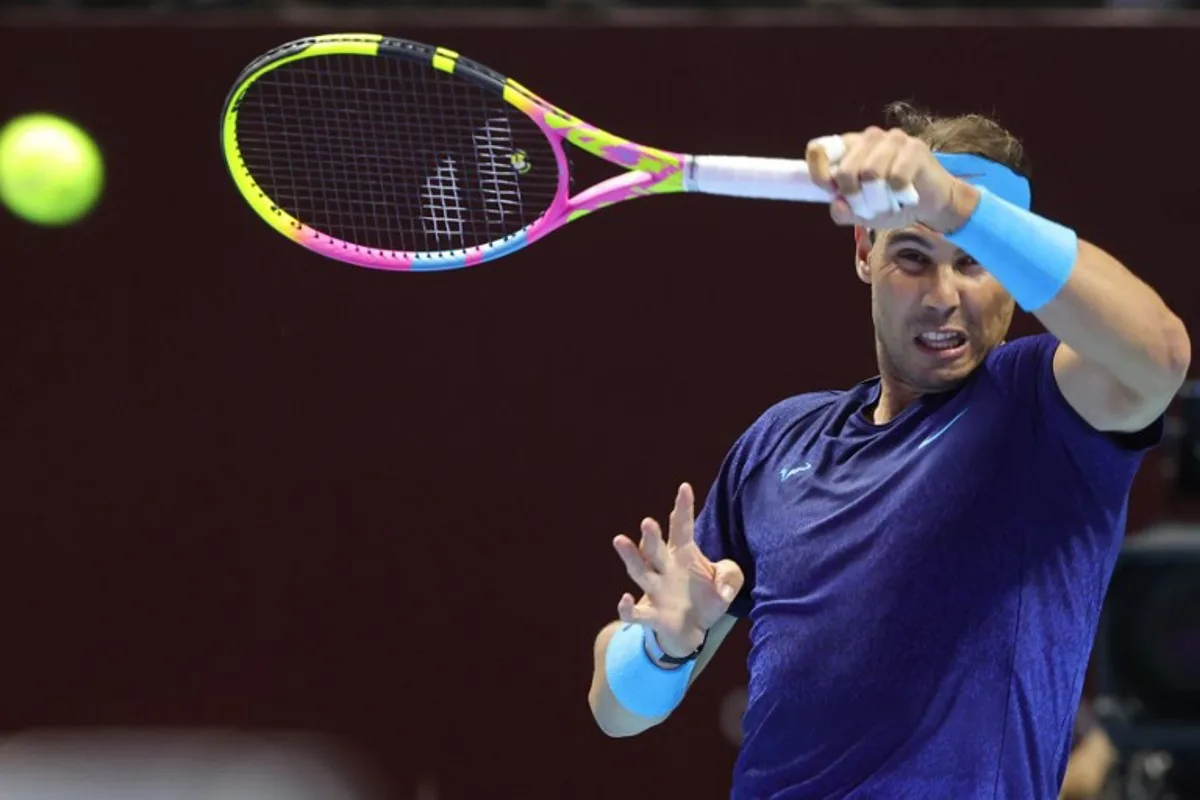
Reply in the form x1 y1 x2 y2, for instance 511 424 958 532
878 226 946 246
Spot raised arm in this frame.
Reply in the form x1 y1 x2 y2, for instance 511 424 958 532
1033 237 1188 433
587 483 746 737
807 127 1191 432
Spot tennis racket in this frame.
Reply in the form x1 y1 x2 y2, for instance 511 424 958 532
220 33 917 272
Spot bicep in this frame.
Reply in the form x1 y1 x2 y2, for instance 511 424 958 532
1052 342 1164 434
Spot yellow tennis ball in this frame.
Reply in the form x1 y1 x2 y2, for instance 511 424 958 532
0 113 104 227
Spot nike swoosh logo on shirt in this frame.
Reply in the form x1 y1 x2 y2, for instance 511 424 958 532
918 408 970 450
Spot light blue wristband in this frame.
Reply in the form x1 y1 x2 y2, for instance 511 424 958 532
604 623 695 718
943 186 1078 312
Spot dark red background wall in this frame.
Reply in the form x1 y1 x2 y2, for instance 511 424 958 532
1 15 1197 798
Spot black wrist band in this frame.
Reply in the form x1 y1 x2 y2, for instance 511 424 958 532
649 627 710 665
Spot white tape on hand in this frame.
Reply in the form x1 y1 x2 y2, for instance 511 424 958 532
841 182 922 220
811 135 847 165
861 179 892 216
846 191 873 219
804 134 925 218
892 183 920 207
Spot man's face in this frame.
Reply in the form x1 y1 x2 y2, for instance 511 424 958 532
859 225 1015 394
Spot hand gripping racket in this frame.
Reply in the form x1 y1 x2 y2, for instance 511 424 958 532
220 33 918 272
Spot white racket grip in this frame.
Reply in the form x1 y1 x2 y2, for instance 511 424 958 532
683 155 835 203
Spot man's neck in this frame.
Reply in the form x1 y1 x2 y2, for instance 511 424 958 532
871 379 920 425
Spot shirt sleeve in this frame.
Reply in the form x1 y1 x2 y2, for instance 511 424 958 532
985 333 1164 484
690 396 829 619
692 429 757 619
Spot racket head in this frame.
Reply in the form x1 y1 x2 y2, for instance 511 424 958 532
220 34 577 272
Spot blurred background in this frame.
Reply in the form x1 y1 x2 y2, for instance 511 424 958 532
1 0 1198 797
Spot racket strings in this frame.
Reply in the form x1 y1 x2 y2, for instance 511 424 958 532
235 54 562 254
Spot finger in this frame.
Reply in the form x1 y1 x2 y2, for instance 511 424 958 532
859 129 906 182
860 181 893 218
857 130 906 217
667 482 696 547
617 593 658 625
613 535 658 593
639 517 668 572
815 134 848 165
805 136 840 192
891 184 920 208
712 559 746 606
830 196 855 226
833 127 882 199
840 128 895 218
832 133 860 160
844 191 873 221
886 138 929 206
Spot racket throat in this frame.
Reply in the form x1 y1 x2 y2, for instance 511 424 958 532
565 168 683 219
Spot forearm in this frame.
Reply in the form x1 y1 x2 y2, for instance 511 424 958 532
1035 239 1190 403
588 621 670 738
943 183 1189 411
587 614 738 737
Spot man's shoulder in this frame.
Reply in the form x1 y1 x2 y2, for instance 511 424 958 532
981 332 1061 379
715 389 847 490
737 389 848 450
758 390 846 426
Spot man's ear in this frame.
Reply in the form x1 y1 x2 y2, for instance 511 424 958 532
854 225 873 284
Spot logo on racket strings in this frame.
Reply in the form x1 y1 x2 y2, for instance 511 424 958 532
510 149 532 175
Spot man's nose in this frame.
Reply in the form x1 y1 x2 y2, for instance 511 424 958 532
922 263 961 315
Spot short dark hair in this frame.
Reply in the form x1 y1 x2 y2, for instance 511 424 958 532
883 100 1031 179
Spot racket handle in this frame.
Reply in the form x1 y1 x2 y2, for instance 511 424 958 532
683 155 835 203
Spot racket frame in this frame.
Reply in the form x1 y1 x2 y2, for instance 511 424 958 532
221 33 688 272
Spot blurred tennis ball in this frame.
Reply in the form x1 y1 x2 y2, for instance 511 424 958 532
0 113 104 226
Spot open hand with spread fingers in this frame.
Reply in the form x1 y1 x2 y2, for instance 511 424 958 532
612 483 745 659
805 127 979 234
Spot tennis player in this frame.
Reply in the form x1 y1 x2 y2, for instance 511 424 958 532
587 103 1191 799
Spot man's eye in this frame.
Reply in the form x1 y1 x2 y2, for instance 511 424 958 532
956 255 980 271
896 248 930 266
